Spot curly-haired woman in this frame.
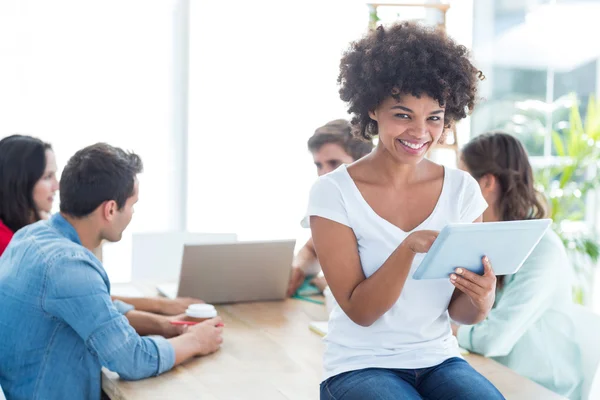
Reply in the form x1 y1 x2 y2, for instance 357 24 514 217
305 22 505 399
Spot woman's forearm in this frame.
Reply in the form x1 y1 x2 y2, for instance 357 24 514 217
341 241 415 327
448 290 489 325
112 296 160 314
124 309 171 337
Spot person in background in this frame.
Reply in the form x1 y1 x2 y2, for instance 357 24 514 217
308 22 503 399
0 135 59 253
287 120 373 296
0 134 201 332
0 143 223 400
456 132 581 399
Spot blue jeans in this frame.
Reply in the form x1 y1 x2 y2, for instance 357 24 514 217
320 357 505 400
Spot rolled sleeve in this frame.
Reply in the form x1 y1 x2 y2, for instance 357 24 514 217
113 299 135 315
44 258 176 380
148 336 176 375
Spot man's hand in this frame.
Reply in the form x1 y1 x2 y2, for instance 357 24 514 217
310 275 328 293
287 267 305 297
155 297 204 316
170 317 224 365
159 314 189 338
188 317 224 356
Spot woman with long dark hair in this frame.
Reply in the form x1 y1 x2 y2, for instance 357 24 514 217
456 132 581 399
0 134 59 253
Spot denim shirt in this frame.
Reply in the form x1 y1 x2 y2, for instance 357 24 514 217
0 214 175 400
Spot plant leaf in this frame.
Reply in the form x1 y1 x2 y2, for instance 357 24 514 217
570 95 584 133
559 164 575 188
583 240 600 263
552 130 566 157
584 95 600 139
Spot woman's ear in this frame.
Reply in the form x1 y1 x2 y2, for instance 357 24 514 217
368 110 378 121
478 173 497 194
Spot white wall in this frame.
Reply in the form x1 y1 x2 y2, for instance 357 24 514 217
186 0 368 240
186 0 475 241
0 0 184 282
0 0 477 281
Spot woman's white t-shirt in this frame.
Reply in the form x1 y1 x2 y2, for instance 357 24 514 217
306 164 488 381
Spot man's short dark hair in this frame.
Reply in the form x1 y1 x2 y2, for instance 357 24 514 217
307 119 373 161
60 143 143 218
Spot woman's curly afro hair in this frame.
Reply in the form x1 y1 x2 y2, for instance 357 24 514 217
338 22 483 140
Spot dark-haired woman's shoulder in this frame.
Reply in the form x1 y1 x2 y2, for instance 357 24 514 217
510 227 573 302
530 228 570 267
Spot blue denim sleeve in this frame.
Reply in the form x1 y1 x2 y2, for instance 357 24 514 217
113 299 135 314
42 257 175 379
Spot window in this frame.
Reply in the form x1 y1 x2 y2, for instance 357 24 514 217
185 1 367 241
0 0 184 282
471 0 600 157
471 0 600 309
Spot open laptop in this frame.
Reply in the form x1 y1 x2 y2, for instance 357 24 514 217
157 239 295 304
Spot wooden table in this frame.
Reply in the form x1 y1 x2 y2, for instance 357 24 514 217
103 284 565 400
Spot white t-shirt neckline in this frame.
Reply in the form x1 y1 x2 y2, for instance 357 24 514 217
340 164 448 234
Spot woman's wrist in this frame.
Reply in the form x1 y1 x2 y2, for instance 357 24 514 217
398 239 417 256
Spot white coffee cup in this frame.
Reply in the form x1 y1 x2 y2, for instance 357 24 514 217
185 304 217 322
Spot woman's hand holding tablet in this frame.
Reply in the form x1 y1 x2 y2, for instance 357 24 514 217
449 256 497 314
406 230 498 316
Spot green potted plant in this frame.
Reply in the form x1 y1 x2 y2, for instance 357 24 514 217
535 95 600 305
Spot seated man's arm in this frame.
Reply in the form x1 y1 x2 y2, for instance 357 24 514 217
295 237 319 269
44 257 221 380
287 237 321 296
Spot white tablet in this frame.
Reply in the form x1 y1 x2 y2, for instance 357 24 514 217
412 219 552 280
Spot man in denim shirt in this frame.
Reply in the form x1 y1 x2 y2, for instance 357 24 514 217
0 143 223 400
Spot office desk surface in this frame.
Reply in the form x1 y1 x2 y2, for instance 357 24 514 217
103 284 565 400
